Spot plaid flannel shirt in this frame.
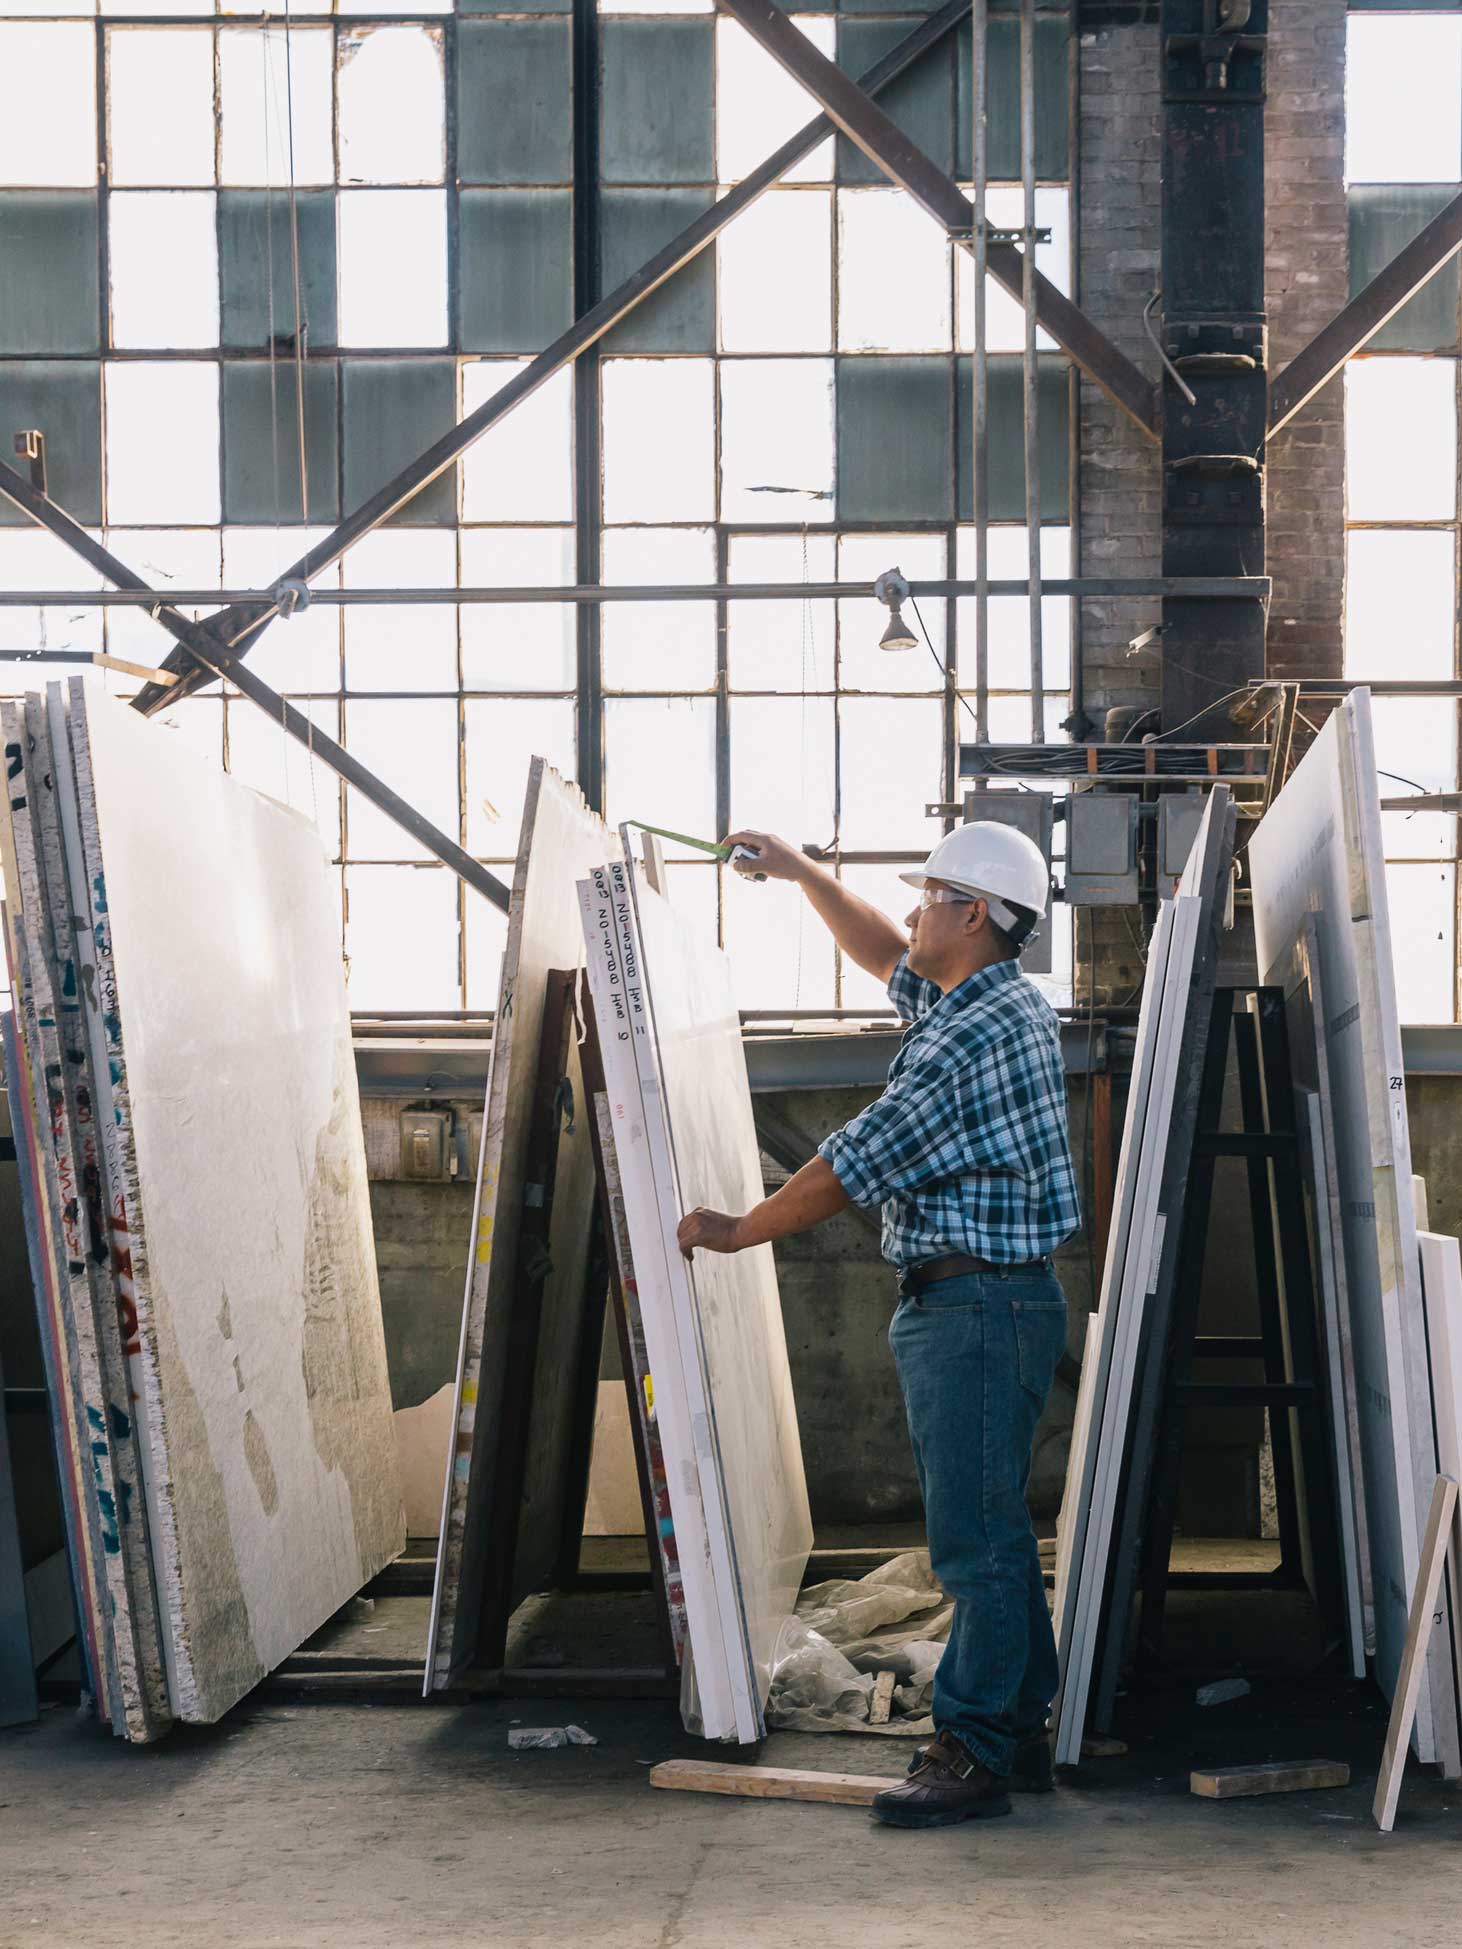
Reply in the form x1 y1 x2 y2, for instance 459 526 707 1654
819 952 1080 1270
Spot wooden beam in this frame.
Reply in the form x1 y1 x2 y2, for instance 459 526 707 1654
1269 189 1462 437
1374 1474 1459 1833
650 1759 893 1807
715 0 1159 441
1190 1760 1350 1800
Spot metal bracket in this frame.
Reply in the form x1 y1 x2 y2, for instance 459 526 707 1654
1165 452 1264 525
946 225 1053 248
13 431 45 498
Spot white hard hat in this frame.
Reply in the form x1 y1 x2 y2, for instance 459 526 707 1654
900 821 1051 931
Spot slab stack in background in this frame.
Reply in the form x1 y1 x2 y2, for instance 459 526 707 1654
0 680 404 1738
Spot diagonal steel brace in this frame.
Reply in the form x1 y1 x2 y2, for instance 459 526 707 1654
0 457 512 912
717 0 1160 442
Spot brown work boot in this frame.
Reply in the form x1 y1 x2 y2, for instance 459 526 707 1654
871 1730 1013 1829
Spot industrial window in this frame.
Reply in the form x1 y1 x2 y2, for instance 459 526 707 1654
1344 9 1462 1022
0 0 1074 1017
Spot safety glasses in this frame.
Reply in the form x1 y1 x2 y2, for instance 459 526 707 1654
917 886 978 911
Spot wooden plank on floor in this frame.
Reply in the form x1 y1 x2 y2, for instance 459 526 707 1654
650 1760 892 1807
1190 1760 1350 1799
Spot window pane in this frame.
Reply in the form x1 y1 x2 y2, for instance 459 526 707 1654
838 187 952 353
0 24 96 186
716 15 835 185
338 26 446 186
104 527 220 671
956 187 1071 356
1345 529 1455 679
838 532 945 695
719 359 834 524
718 190 832 354
346 866 458 1014
109 193 219 349
459 527 576 691
344 529 458 692
603 696 716 857
1372 696 1458 862
226 694 343 863
1346 17 1462 186
222 528 342 693
0 529 103 664
343 697 459 859
338 190 448 348
601 526 716 690
838 695 944 849
1386 863 1455 1023
837 862 912 1011
727 532 835 692
104 362 220 523
460 362 575 522
729 694 835 844
219 26 334 188
956 524 1073 691
463 697 577 857
723 870 835 1011
601 358 715 523
1345 361 1456 521
986 691 1067 741
108 29 215 187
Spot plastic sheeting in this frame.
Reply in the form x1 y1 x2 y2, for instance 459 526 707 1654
766 1552 954 1737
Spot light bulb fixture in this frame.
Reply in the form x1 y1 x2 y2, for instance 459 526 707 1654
873 567 917 652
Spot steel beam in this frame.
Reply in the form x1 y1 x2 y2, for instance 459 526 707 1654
715 0 1160 440
0 459 512 912
0 575 1275 608
1268 187 1462 437
131 0 976 716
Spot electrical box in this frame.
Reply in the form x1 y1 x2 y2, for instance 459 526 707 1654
959 792 1054 975
399 1109 452 1182
1065 793 1139 907
1158 793 1206 890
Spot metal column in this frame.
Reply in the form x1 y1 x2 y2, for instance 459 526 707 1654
1159 0 1269 735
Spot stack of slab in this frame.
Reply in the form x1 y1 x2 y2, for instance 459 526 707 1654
425 774 810 1740
580 856 811 1741
1250 687 1462 1775
1052 786 1235 1765
1 679 403 1740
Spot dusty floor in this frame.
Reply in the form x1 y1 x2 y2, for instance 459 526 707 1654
2 1673 1461 1949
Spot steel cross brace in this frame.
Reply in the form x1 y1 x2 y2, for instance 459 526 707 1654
1268 186 1462 436
715 0 1160 442
130 0 976 718
0 457 513 913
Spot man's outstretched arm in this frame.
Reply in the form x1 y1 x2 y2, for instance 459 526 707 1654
677 1155 852 1261
724 829 906 983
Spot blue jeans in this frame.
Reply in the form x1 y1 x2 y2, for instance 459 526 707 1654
888 1265 1068 1776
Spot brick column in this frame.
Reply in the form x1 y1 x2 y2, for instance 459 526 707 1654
1264 0 1349 682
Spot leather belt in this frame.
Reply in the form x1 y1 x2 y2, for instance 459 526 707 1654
897 1251 1050 1295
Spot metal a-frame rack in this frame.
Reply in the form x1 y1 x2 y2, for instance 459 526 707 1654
1092 980 1345 1730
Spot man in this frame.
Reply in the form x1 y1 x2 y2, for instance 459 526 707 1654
676 822 1080 1829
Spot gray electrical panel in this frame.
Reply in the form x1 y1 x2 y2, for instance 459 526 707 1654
1158 792 1206 890
959 791 1055 975
1065 793 1139 906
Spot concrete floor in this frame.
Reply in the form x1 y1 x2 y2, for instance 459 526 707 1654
2 1677 1461 1949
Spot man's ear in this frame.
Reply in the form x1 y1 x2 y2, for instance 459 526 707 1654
963 896 989 936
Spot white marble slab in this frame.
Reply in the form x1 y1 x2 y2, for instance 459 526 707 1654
621 856 812 1741
1249 689 1452 1767
426 761 616 1690
580 864 735 1737
70 680 403 1724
